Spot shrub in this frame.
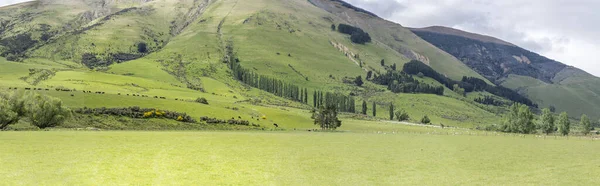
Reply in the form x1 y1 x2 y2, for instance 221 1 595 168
421 115 431 124
137 42 148 53
395 109 410 121
26 93 71 129
195 97 209 105
0 98 19 129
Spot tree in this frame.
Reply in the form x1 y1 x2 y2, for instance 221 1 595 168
453 84 465 96
137 42 148 53
366 71 373 80
389 103 394 120
372 102 376 117
380 59 385 66
538 108 555 135
421 115 431 124
391 63 397 71
395 109 410 121
331 24 336 31
580 114 591 135
557 112 570 136
0 98 18 130
354 76 364 86
501 103 535 134
311 105 342 130
26 94 71 129
361 100 367 115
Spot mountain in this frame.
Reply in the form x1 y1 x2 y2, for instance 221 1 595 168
2 0 551 129
411 26 600 119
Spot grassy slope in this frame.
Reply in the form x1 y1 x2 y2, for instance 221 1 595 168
1 131 598 185
502 73 600 120
0 0 505 128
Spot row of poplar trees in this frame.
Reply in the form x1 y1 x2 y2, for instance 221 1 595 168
313 91 356 113
229 57 355 113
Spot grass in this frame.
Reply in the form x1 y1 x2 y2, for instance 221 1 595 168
1 131 598 185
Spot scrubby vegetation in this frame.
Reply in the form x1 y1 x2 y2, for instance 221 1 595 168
74 107 196 123
337 24 371 44
371 69 444 95
0 91 70 129
403 60 537 107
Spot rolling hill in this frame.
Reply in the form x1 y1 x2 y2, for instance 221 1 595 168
0 0 543 129
411 26 600 120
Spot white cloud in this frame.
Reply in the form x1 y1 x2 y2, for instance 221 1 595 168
344 0 600 76
0 0 32 7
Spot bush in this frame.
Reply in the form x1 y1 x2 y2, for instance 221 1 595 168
195 97 209 105
0 98 19 130
25 93 71 129
137 42 148 53
421 115 431 124
395 109 410 121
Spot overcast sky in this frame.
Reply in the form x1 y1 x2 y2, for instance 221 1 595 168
2 0 599 76
0 0 31 7
344 0 600 76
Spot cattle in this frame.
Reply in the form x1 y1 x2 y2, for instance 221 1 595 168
127 94 130 96
25 88 31 90
45 89 49 91
70 94 74 97
238 116 241 119
154 96 158 98
118 93 121 95
273 123 279 128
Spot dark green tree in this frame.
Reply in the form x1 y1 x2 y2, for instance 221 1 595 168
354 76 364 86
361 100 367 115
389 103 394 120
380 59 385 66
372 102 376 117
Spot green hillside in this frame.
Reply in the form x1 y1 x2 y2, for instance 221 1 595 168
0 0 508 129
411 26 600 120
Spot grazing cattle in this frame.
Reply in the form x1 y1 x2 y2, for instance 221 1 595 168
25 88 31 90
273 123 279 128
118 93 121 95
45 89 49 91
154 96 158 98
160 97 166 99
70 94 74 97
238 116 241 119
101 92 105 94
8 87 11 90
127 94 130 96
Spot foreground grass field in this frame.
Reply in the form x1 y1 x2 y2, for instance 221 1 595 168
1 131 598 185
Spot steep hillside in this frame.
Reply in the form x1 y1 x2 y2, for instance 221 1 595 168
308 0 490 83
0 0 507 128
411 26 600 119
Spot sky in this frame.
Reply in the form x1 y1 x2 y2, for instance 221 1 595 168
344 0 600 76
0 0 32 7
2 0 599 76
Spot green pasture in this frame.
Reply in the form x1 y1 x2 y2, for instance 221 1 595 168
1 131 598 185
